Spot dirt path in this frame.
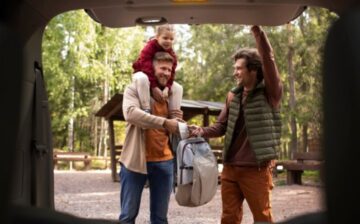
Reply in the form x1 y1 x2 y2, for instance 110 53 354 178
54 170 325 223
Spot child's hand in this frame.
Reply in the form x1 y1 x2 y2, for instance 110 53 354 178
151 87 165 103
163 87 169 99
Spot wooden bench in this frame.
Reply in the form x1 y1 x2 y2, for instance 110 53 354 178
282 152 323 185
53 152 92 170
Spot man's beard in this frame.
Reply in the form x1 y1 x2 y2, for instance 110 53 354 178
157 77 168 87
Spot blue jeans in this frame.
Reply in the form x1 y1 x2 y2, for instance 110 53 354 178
119 159 174 224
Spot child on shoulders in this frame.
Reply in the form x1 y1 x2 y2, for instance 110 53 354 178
132 24 182 118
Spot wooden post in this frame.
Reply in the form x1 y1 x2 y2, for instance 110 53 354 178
203 108 209 127
287 170 303 185
108 119 118 182
203 108 209 142
53 153 58 170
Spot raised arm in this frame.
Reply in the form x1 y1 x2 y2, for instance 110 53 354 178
251 25 283 107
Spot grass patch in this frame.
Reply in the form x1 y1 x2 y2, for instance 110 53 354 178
273 170 322 186
91 159 109 170
303 170 322 184
274 179 287 186
303 170 320 177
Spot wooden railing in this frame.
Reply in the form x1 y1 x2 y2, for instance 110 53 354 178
53 151 92 170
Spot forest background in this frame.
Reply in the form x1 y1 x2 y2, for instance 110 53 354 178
42 7 337 160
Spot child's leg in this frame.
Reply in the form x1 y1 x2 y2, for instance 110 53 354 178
168 81 183 118
133 72 151 112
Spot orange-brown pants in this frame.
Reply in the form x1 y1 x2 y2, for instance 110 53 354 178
221 165 274 224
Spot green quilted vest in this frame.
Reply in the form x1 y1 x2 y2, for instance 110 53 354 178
223 83 281 165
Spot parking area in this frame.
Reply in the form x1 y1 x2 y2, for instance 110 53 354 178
54 170 325 223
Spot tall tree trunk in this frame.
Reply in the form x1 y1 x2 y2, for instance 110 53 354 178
287 24 297 159
101 79 109 157
98 118 104 156
302 123 308 153
93 117 98 156
68 75 75 153
98 28 110 157
103 123 108 159
68 117 74 152
68 75 75 170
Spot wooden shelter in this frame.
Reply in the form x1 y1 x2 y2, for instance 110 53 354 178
95 93 224 181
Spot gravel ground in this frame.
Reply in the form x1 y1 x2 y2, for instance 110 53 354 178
54 170 325 224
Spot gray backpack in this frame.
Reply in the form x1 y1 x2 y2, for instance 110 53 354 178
175 137 218 207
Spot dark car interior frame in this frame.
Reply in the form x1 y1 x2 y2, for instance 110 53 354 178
1 0 360 223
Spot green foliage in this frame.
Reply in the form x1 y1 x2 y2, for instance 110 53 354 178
274 170 321 185
303 170 320 177
176 24 251 102
268 8 337 145
43 10 145 152
303 170 322 184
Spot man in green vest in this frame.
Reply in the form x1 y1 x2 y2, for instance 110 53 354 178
190 25 282 223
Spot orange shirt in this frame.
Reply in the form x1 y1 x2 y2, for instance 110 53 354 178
145 100 173 162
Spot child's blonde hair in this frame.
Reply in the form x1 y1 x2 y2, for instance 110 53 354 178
155 24 175 36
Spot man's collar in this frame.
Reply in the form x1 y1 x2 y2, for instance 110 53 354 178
231 81 265 94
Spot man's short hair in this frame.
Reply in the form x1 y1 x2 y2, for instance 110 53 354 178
153 52 174 64
232 48 264 82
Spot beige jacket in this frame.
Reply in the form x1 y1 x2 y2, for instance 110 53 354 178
120 82 168 174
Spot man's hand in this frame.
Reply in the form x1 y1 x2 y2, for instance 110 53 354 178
163 118 179 134
188 125 204 137
151 87 165 103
